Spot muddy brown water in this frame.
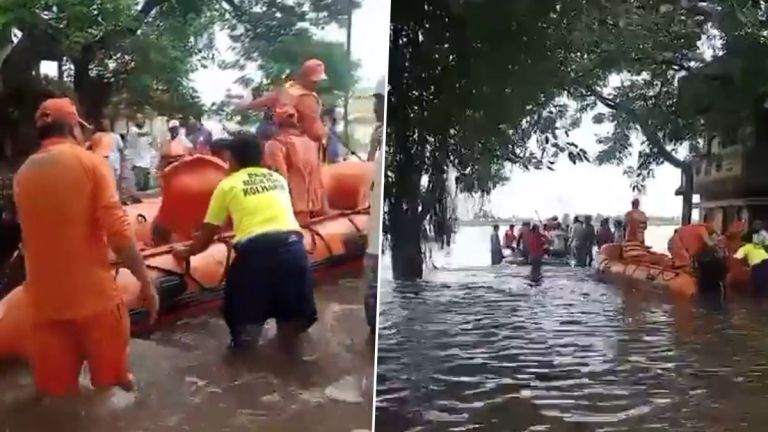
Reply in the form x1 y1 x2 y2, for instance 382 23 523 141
0 277 374 432
375 226 768 432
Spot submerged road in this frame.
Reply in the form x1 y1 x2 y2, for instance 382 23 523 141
0 276 374 432
376 226 768 431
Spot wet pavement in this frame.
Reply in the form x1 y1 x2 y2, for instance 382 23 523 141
375 226 768 431
0 277 374 432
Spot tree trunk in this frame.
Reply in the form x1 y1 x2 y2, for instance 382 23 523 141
681 163 694 224
389 202 424 281
0 23 63 161
72 57 113 125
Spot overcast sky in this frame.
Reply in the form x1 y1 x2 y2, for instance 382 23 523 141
486 122 684 219
192 0 390 104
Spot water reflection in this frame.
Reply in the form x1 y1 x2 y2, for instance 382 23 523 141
0 277 374 432
376 226 768 431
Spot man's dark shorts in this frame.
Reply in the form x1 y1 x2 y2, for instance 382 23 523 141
224 231 318 343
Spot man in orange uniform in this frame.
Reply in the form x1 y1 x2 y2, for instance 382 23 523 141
725 214 747 254
245 59 328 156
624 198 648 244
13 98 159 396
263 105 326 225
669 223 712 268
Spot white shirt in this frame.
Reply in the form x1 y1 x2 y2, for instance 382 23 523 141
753 229 768 245
367 151 383 255
107 133 124 174
126 124 154 168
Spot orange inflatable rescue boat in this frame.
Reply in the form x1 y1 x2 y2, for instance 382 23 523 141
596 243 698 297
597 232 753 297
0 155 372 361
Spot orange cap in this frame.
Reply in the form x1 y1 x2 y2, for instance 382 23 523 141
35 98 91 129
274 104 298 126
299 59 327 82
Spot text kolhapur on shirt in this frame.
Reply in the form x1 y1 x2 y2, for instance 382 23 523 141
241 172 286 197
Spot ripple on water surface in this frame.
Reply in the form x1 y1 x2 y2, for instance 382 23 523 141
376 263 768 432
0 277 374 432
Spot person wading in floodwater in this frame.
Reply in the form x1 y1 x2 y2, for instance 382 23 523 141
172 133 317 353
734 235 768 295
14 97 158 396
490 224 503 265
527 224 549 281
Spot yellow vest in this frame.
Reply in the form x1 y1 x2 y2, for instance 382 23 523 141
203 167 300 242
735 243 768 267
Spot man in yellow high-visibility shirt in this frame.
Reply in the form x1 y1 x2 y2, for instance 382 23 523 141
734 237 768 294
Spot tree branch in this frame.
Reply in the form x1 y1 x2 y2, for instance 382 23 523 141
586 87 687 170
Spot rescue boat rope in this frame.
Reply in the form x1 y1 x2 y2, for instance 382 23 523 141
621 261 679 282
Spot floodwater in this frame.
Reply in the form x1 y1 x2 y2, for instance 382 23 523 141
0 276 374 432
376 225 768 431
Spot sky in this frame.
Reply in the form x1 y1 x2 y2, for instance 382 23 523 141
192 0 391 105
37 0 389 105
485 121 685 219
35 0 684 218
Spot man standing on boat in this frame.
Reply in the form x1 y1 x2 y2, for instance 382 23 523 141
13 98 158 396
239 59 329 158
262 105 326 225
624 198 648 244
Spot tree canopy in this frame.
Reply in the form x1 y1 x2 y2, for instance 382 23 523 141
385 0 768 279
0 0 359 162
211 32 360 125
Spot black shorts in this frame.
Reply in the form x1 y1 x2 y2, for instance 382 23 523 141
223 231 317 333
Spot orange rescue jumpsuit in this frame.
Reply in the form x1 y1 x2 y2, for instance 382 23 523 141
669 224 710 268
251 82 327 159
624 209 648 244
262 105 325 225
14 136 134 395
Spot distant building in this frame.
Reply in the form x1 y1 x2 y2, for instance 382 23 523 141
678 45 768 232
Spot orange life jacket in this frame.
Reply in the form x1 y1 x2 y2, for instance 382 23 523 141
624 209 648 243
263 129 324 215
284 81 322 108
669 224 710 268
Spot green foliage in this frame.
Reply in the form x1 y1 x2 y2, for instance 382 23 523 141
385 0 768 279
214 0 361 125
386 0 592 274
213 32 360 125
256 34 359 106
557 0 712 191
0 0 360 158
0 0 219 120
221 0 360 58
